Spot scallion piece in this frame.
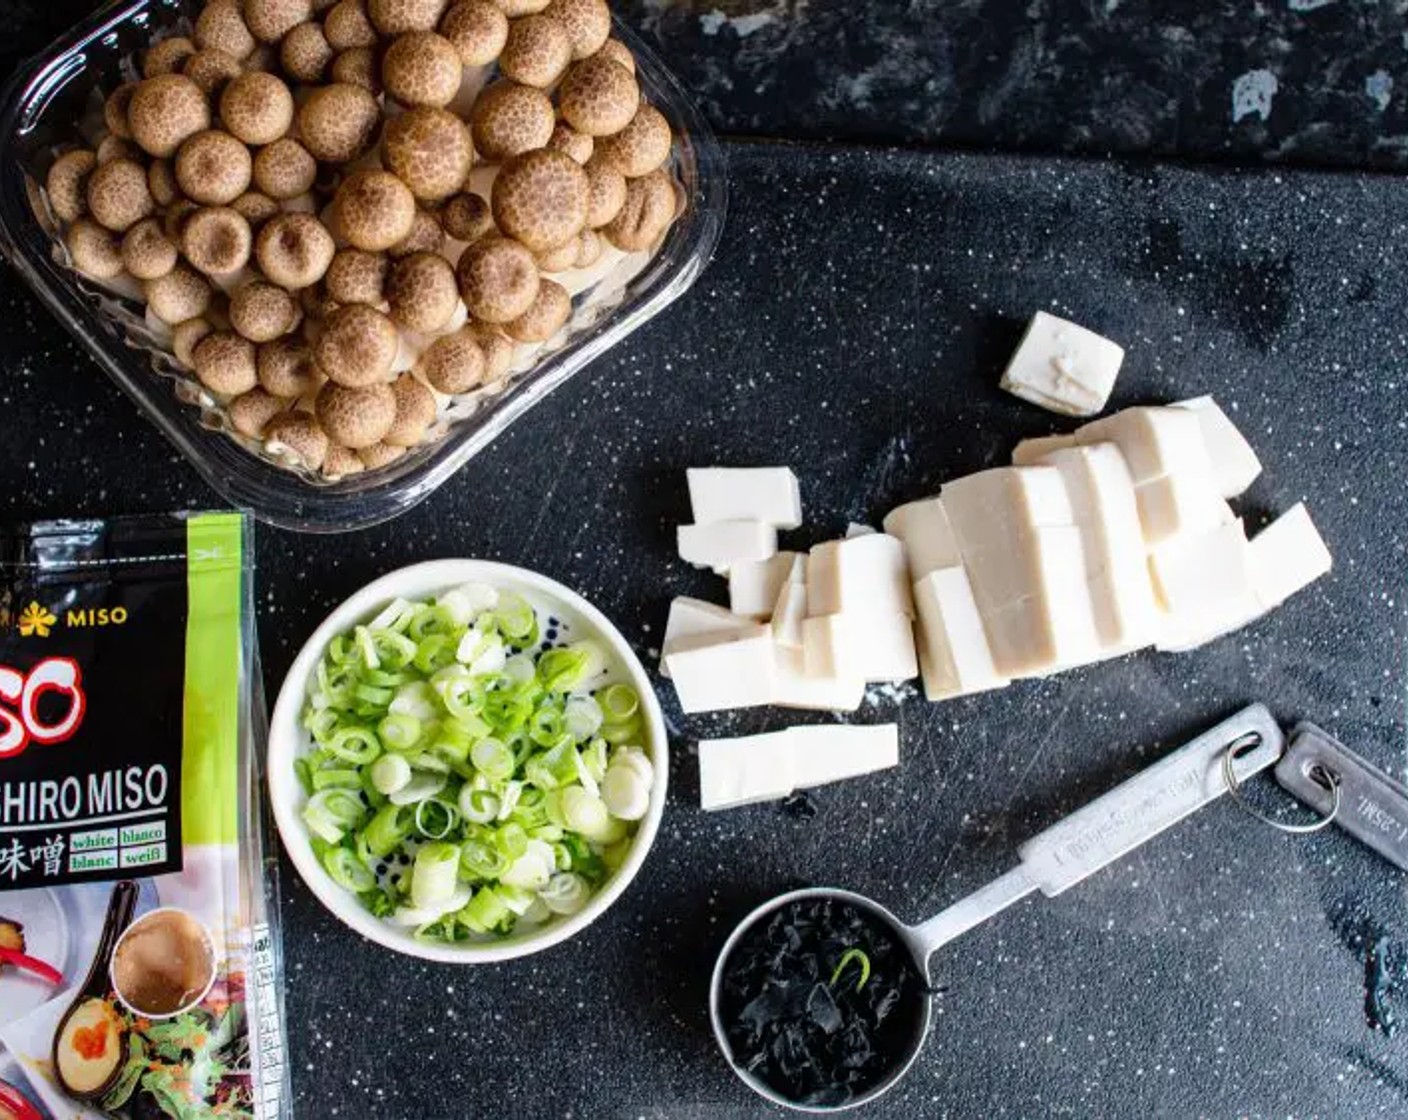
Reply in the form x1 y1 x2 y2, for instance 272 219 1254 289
377 712 423 751
410 841 461 909
324 847 376 893
829 948 872 993
599 683 639 722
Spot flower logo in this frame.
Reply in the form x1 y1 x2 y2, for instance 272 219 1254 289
17 602 56 638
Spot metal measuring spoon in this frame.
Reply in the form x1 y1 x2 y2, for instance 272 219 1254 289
709 704 1284 1113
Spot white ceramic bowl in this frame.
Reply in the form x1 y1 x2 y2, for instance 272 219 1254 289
267 559 668 963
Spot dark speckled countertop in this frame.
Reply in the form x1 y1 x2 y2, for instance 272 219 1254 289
1 1 1407 1118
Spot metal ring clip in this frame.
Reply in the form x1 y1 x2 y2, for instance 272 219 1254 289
1221 731 1341 835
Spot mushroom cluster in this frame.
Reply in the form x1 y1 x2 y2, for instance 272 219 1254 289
45 0 679 480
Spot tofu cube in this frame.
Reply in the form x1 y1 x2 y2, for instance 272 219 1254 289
802 611 918 683
659 597 762 679
913 568 1010 700
806 534 914 619
1148 518 1258 620
686 467 802 529
773 646 865 711
677 520 777 574
940 466 1075 550
999 311 1125 418
882 497 961 582
1249 502 1332 608
1172 396 1262 499
664 630 777 713
1133 471 1233 546
1077 406 1211 485
770 561 808 651
728 552 800 620
788 724 900 789
698 732 796 811
1012 433 1078 466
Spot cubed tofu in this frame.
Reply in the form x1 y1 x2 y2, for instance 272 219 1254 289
1172 396 1262 499
728 552 801 620
788 724 900 789
686 467 802 529
806 534 914 618
999 311 1126 417
882 497 961 582
802 611 918 683
1148 518 1258 619
1133 471 1233 545
940 466 1075 549
773 646 866 711
913 568 1010 700
698 732 796 811
677 520 777 574
1249 502 1332 608
770 559 808 651
664 630 777 713
659 598 762 679
1076 406 1211 485
1012 433 1077 466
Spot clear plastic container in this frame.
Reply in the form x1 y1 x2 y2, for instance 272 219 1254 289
0 0 726 533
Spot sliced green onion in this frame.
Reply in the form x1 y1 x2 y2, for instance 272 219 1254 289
408 604 457 642
536 642 602 693
470 737 515 782
325 727 382 765
411 841 461 909
389 681 439 721
599 683 639 722
600 719 642 747
460 837 508 880
458 785 501 824
415 798 459 839
413 633 457 675
499 840 554 890
311 767 362 791
558 786 610 839
388 772 447 806
302 789 367 844
563 696 604 742
362 803 414 857
494 821 529 860
378 712 423 751
541 872 589 915
493 593 536 641
368 597 416 633
459 886 512 934
324 847 375 892
601 756 652 821
829 948 872 993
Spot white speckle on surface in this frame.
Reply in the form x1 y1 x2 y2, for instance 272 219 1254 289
700 8 775 37
1366 70 1393 112
1232 69 1279 122
1287 0 1337 9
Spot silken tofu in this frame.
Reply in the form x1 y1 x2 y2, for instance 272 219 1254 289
1012 433 1077 466
806 534 914 618
770 560 808 651
1076 406 1210 484
698 732 796 810
677 520 777 574
772 646 866 711
1249 502 1332 608
913 568 1010 700
998 311 1126 417
1172 396 1262 499
1148 519 1262 650
801 611 918 683
664 630 777 713
729 552 801 619
882 497 961 582
659 597 762 678
686 467 803 529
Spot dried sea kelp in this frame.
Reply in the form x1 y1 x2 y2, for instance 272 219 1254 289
719 897 924 1107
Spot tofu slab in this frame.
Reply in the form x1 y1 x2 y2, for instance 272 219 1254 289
665 630 777 713
913 568 1010 700
1172 396 1262 499
686 467 803 529
882 497 961 582
728 552 801 619
806 534 914 618
659 597 761 678
802 611 918 683
999 311 1125 418
677 520 777 574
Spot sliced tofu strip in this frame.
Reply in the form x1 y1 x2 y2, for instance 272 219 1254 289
1012 432 1077 466
790 724 900 790
941 465 1075 544
698 732 796 811
664 630 777 713
773 647 866 711
659 597 760 678
728 552 800 620
770 559 808 651
913 568 1010 700
1149 519 1262 651
686 467 803 529
1249 502 1332 608
802 611 918 683
999 311 1125 418
677 520 777 574
1133 472 1233 546
882 497 961 582
1039 444 1159 652
1076 406 1211 485
806 534 914 618
1172 396 1262 499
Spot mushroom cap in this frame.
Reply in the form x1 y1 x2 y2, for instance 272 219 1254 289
192 329 258 394
330 47 381 91
264 411 330 468
466 319 514 379
321 442 367 478
439 191 492 241
147 159 181 207
382 106 473 201
594 103 671 178
455 235 539 322
593 36 634 74
314 303 399 386
381 31 463 108
543 0 610 60
228 386 289 436
325 247 391 304
357 441 408 467
502 276 569 341
195 0 257 59
181 205 254 274
558 56 639 137
65 217 124 279
175 130 253 205
491 148 588 252
220 72 295 146
121 218 179 280
498 15 571 88
104 83 137 140
281 21 334 81
257 334 323 395
440 0 508 66
573 225 601 268
128 75 212 158
368 0 449 35
387 251 458 331
183 48 244 96
296 82 381 161
323 0 379 48
231 190 281 227
315 380 398 448
253 137 317 199
419 327 485 392
163 198 200 241
243 0 313 43
334 169 418 252
46 149 97 223
546 123 593 164
494 0 549 14
469 80 554 161
534 235 578 272
231 279 299 341
385 372 438 445
325 247 389 304
95 136 140 165
171 316 214 366
255 211 336 287
583 154 626 227
601 166 675 251
389 207 446 257
145 36 198 78
86 158 155 232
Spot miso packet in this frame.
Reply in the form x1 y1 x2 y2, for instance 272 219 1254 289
0 512 291 1120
